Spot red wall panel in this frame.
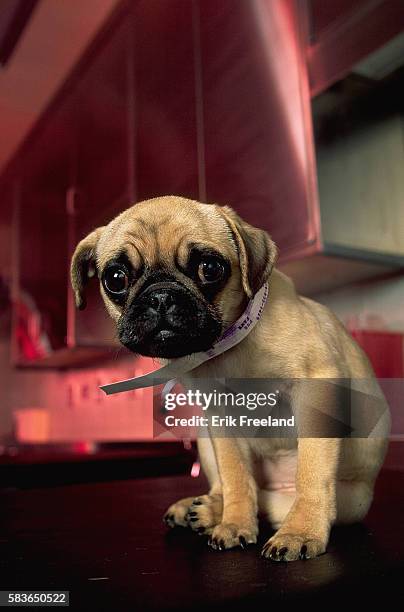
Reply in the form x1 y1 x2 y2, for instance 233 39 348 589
351 330 403 378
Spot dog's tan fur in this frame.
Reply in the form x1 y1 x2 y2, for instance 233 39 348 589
71 196 390 561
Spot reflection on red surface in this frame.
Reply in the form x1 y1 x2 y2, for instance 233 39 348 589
72 441 96 455
191 461 200 478
15 294 51 361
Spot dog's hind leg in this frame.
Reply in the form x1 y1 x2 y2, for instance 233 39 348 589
258 479 374 533
184 437 223 534
164 436 223 533
335 479 374 524
164 496 200 528
163 493 223 534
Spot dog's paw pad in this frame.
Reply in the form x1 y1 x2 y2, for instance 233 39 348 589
261 533 326 562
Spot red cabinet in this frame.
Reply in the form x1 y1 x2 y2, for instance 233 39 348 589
2 0 404 367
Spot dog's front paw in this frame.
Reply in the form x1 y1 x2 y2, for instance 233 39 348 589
261 532 326 562
184 494 223 536
208 522 258 551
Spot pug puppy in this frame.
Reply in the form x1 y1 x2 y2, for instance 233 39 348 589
71 196 390 561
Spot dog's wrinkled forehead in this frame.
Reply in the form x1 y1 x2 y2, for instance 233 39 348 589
96 196 235 270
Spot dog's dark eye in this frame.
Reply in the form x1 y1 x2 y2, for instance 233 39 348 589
198 257 225 283
102 265 129 295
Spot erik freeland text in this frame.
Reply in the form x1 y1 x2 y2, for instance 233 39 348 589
164 414 295 428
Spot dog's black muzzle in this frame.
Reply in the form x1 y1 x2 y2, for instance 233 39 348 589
118 279 222 358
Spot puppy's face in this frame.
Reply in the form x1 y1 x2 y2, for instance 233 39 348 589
71 197 277 359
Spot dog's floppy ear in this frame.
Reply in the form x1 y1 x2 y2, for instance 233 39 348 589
217 206 277 298
70 227 105 310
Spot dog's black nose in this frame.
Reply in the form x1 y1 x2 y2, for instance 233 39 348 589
147 290 175 312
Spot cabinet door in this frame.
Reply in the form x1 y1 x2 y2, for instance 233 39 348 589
198 0 320 260
73 17 131 234
10 15 132 364
13 132 71 365
133 0 200 202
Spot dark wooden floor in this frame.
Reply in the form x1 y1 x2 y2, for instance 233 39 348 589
1 443 403 610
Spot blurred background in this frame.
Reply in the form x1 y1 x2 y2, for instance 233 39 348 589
0 0 403 481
